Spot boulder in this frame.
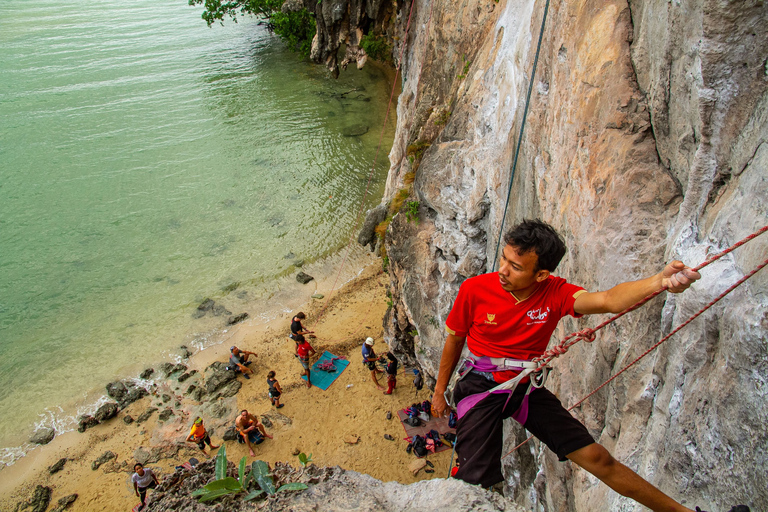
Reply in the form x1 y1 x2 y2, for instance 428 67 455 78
341 124 369 137
91 451 116 471
213 379 242 400
178 370 197 383
77 415 99 433
178 345 193 359
159 362 176 376
357 204 388 250
121 383 148 407
136 407 157 424
15 485 51 512
123 415 134 425
51 494 77 512
29 427 55 445
296 272 315 284
158 408 175 422
106 381 128 402
139 368 155 379
222 426 239 441
134 447 151 465
204 361 237 395
196 298 214 312
212 303 231 317
93 402 119 422
227 313 249 325
48 458 67 474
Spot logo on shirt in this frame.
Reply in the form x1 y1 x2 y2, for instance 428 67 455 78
526 307 550 322
484 313 497 325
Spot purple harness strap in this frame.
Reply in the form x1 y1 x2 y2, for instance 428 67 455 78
455 357 538 425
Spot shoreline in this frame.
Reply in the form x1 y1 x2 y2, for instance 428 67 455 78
0 243 379 467
1 253 453 511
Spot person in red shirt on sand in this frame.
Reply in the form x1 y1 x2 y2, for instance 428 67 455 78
431 219 747 512
295 334 315 388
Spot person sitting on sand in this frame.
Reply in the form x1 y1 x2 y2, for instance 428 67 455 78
229 346 255 379
295 335 316 388
362 337 385 391
235 409 272 457
384 352 399 395
267 370 284 408
131 462 159 511
290 312 314 339
185 417 219 455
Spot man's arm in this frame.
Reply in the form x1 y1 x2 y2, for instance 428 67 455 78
574 261 701 315
431 334 467 417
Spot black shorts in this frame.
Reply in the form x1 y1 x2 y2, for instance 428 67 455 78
364 361 376 371
453 371 594 487
195 433 211 450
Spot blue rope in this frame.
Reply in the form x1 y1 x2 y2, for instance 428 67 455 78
491 0 552 271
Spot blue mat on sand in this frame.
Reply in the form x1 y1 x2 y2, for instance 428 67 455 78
301 351 349 390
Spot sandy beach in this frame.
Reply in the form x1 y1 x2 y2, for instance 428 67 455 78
1 260 453 511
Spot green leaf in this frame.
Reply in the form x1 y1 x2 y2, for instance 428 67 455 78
191 488 207 497
238 456 247 484
251 460 276 495
203 477 242 492
243 489 265 501
199 488 237 503
276 482 309 493
298 452 313 467
215 444 228 481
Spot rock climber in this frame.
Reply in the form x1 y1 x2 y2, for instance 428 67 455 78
429 219 749 512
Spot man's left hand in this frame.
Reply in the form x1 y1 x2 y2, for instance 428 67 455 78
662 261 701 293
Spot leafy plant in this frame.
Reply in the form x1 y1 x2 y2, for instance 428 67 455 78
408 329 418 337
425 315 439 328
434 109 451 126
457 54 471 79
360 32 390 61
405 201 420 224
191 445 307 503
382 255 389 272
297 452 313 467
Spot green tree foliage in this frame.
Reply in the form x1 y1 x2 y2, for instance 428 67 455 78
360 32 390 62
189 0 316 55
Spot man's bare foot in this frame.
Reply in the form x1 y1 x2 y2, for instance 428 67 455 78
377 386 386 391
249 450 255 456
264 433 273 439
210 445 219 449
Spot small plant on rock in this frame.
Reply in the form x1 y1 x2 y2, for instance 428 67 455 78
191 445 307 503
405 201 420 223
297 452 313 467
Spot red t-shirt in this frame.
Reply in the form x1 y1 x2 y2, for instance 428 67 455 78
445 273 585 382
296 341 313 358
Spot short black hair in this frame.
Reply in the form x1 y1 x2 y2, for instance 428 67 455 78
295 312 306 319
267 370 275 379
503 219 566 272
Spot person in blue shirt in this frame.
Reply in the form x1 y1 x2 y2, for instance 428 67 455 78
361 337 385 391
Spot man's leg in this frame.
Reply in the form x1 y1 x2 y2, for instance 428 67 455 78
257 423 273 439
371 370 385 390
242 433 255 456
568 444 693 512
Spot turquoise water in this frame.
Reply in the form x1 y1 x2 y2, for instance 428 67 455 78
0 0 394 462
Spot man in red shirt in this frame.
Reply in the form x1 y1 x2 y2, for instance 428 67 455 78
295 335 316 388
432 219 705 512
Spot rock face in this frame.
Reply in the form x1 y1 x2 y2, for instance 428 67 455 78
372 0 768 511
144 460 524 512
29 427 55 445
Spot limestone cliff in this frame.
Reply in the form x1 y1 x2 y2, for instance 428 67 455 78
361 0 767 510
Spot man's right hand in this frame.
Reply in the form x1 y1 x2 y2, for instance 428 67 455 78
431 388 451 417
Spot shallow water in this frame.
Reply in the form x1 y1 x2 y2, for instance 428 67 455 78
0 0 394 462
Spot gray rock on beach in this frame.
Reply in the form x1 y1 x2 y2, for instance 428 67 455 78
357 204 388 251
203 361 238 395
158 408 175 422
15 485 51 512
136 407 158 424
49 458 67 474
94 402 119 422
77 415 99 433
227 312 249 325
91 451 116 471
222 426 238 441
296 271 314 284
139 367 155 379
29 427 55 445
51 494 78 512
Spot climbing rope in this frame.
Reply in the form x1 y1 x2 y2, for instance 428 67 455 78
501 225 768 458
491 0 552 271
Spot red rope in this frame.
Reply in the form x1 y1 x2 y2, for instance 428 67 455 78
532 225 768 368
502 227 768 458
309 0 420 332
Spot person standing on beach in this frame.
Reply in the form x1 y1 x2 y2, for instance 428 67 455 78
384 352 399 395
267 370 284 408
362 337 385 391
131 462 159 511
185 417 219 455
229 346 255 379
235 410 272 457
290 312 314 339
295 335 316 388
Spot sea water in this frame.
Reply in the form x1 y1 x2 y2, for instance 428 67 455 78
0 0 395 464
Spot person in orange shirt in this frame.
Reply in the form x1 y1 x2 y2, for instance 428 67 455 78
185 417 219 455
